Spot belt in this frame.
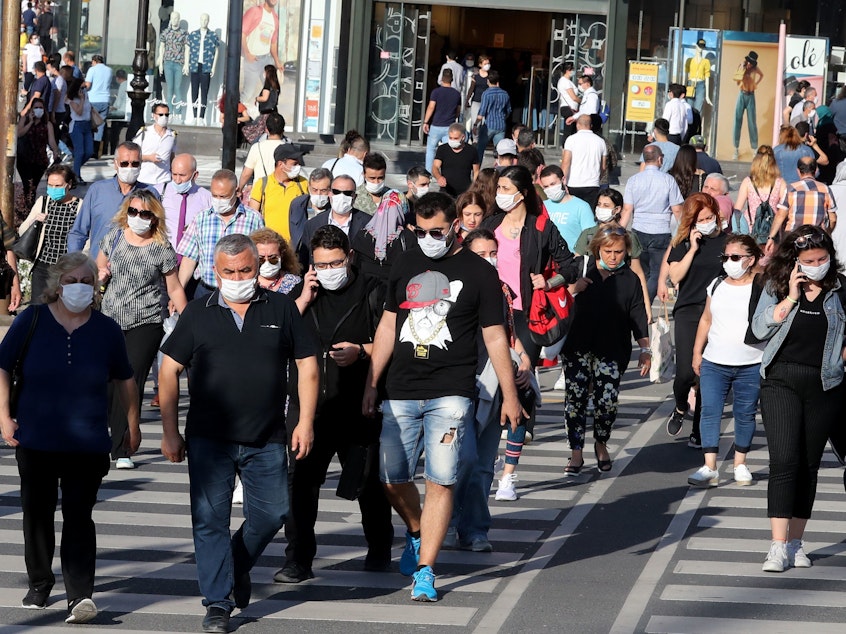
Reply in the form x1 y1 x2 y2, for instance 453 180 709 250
741 90 755 95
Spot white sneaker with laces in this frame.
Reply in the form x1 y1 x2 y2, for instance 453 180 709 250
115 457 135 470
232 480 244 505
788 538 811 568
762 540 789 572
495 473 518 501
733 464 753 485
687 465 718 487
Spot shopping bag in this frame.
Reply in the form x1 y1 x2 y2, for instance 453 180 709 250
649 303 675 383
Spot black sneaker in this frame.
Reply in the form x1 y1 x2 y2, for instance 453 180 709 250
201 606 230 633
687 434 702 449
273 562 314 584
666 409 685 436
21 587 50 609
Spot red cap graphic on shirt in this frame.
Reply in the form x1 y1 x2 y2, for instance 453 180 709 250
399 271 451 309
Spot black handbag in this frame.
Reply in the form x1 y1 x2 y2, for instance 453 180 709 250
12 197 46 261
336 443 379 501
9 307 40 418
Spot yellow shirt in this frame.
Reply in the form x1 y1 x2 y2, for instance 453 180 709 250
250 175 307 240
686 56 711 82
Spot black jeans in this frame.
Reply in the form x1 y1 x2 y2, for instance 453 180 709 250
672 304 703 437
16 162 47 213
108 322 162 458
29 261 51 305
761 362 842 519
190 64 211 118
17 447 109 604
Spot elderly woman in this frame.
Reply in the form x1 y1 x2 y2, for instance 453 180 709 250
0 252 139 622
97 189 187 469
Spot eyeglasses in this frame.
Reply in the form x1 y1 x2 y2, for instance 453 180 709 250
127 206 154 220
719 253 752 262
313 257 347 271
258 254 280 265
794 232 827 249
413 226 451 240
118 161 141 168
331 188 356 196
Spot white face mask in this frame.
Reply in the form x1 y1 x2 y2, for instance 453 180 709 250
695 220 717 235
127 214 152 235
316 267 349 291
218 277 256 303
155 114 169 127
60 283 94 313
330 194 353 216
211 196 235 215
172 179 193 194
260 260 282 278
364 180 386 195
310 194 329 210
32 38 39 45
285 164 302 179
414 185 430 198
802 259 831 281
419 229 454 260
482 64 491 71
543 183 565 203
496 192 522 212
118 166 141 185
808 110 816 120
484 256 498 268
595 207 616 222
32 108 44 118
722 259 749 280
447 139 463 149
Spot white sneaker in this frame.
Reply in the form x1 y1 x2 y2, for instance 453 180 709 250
232 480 244 505
495 473 518 501
733 464 753 486
762 540 789 572
687 465 718 487
524 431 533 445
65 598 97 624
553 373 566 391
788 539 812 568
115 458 135 470
501 429 508 440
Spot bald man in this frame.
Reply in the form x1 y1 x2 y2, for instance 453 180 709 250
155 154 214 254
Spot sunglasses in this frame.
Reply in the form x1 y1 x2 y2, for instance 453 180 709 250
599 227 627 237
794 232 826 249
118 161 142 168
258 254 280 265
413 226 451 240
331 188 356 196
127 206 154 220
719 253 752 262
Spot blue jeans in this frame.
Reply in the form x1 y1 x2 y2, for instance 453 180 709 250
380 396 472 486
699 359 761 454
425 125 450 172
687 80 706 114
632 229 670 304
69 119 94 181
187 436 288 611
163 60 184 115
476 125 505 164
90 102 109 142
734 91 758 150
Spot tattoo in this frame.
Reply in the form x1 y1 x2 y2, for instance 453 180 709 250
777 306 789 319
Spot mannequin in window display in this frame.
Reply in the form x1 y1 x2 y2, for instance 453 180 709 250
147 22 160 100
158 11 187 121
241 0 285 105
183 14 219 126
685 38 713 115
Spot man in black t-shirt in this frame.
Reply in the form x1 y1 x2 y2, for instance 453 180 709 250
159 234 318 633
363 193 522 602
433 123 479 197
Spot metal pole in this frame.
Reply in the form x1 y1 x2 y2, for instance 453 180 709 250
1 0 22 233
126 0 151 142
221 0 243 172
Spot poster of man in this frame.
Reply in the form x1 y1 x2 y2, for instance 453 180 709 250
714 32 779 162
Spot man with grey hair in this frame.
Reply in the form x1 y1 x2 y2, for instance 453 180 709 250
432 122 479 196
177 169 265 298
160 232 318 632
701 173 735 228
289 167 335 264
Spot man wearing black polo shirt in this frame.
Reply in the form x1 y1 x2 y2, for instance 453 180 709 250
158 234 318 634
362 192 522 602
433 123 479 197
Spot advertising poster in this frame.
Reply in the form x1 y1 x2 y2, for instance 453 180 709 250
304 20 324 132
714 31 780 162
625 62 659 124
671 29 720 141
783 36 829 123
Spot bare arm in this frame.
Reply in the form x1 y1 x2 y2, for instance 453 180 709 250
164 269 188 314
691 297 712 376
290 356 319 460
0 369 17 446
237 166 255 194
668 234 700 285
115 377 141 454
560 149 573 180
362 310 396 416
620 203 634 229
629 257 652 322
158 354 186 462
422 101 436 134
177 257 198 288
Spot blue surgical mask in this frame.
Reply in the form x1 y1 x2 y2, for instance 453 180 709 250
599 257 626 271
46 186 66 201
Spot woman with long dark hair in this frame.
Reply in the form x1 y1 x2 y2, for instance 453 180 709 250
456 191 489 240
467 167 498 214
16 97 59 211
668 144 706 199
752 225 846 572
242 65 281 144
65 77 94 184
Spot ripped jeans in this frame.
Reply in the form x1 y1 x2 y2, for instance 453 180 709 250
379 396 472 486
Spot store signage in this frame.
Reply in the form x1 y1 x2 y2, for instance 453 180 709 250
625 62 659 123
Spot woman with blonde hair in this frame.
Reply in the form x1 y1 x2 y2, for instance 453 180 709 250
97 188 187 470
250 227 302 295
734 145 787 247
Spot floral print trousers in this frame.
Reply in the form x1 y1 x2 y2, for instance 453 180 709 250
563 351 622 450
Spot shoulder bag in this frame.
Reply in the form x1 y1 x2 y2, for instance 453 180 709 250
526 215 575 347
9 306 40 417
12 196 47 261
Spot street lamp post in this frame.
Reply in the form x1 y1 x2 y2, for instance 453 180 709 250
126 0 151 142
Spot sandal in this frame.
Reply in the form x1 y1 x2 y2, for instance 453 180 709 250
564 458 585 476
594 442 612 472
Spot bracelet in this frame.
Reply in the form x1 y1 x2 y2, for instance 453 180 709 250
786 296 799 304
640 347 652 355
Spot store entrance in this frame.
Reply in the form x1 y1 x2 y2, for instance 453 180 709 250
365 3 608 147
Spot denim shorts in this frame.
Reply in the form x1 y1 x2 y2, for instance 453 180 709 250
379 396 473 486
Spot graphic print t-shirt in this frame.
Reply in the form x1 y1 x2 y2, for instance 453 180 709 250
385 247 504 399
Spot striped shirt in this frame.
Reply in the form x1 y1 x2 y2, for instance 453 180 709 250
478 86 512 132
99 226 178 330
176 205 265 287
778 177 837 231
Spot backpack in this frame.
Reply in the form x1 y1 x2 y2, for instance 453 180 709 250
749 183 775 244
526 215 575 346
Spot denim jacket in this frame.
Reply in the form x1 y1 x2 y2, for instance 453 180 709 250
751 280 846 390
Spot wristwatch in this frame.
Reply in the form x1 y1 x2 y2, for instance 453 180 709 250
640 347 652 355
358 344 367 360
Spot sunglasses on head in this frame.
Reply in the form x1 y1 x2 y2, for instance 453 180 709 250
331 188 355 196
413 226 451 240
794 232 826 249
719 253 752 262
127 207 154 220
599 227 627 237
118 160 141 168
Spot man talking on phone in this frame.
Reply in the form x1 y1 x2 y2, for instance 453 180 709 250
275 225 394 584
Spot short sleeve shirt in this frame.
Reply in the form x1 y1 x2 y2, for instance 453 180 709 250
84 63 112 103
434 143 478 196
667 233 727 312
385 247 504 400
161 27 187 63
250 176 307 240
429 86 461 127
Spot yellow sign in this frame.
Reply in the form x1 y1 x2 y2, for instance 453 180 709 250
625 62 659 123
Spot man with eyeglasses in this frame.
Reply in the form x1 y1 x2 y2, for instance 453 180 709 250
275 225 394 584
177 169 265 298
300 174 370 267
68 141 158 258
134 101 177 185
362 192 523 602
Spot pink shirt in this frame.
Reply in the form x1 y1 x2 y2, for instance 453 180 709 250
495 225 523 310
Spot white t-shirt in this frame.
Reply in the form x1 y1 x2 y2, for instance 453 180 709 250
563 130 607 187
557 75 579 110
246 8 275 57
323 154 364 187
24 43 42 73
702 278 765 366
244 139 285 181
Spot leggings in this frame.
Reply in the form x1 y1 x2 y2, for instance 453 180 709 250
672 304 704 436
190 65 211 119
760 362 843 519
563 351 622 450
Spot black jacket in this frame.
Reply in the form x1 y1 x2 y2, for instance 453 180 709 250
299 208 371 268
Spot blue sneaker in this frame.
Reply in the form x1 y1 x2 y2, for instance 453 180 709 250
411 565 438 602
399 531 421 576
